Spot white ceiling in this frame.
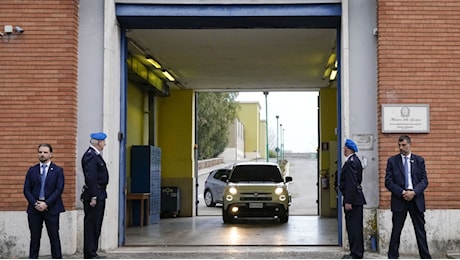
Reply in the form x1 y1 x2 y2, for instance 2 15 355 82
126 28 337 92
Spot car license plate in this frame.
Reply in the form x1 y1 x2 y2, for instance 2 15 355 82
249 203 263 208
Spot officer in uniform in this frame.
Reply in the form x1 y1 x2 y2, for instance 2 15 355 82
81 132 109 259
340 139 367 259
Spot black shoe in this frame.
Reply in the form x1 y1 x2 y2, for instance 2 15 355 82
84 254 106 259
342 254 363 259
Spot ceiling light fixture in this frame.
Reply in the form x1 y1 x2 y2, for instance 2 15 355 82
329 61 338 81
323 68 332 80
146 55 162 69
128 39 183 87
162 70 175 82
329 69 338 81
325 53 336 69
323 52 338 81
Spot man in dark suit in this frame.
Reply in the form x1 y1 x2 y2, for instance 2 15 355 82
385 135 431 259
23 143 65 259
81 132 109 259
340 139 367 259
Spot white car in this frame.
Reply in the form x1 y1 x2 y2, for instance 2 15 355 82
221 162 293 224
203 168 231 207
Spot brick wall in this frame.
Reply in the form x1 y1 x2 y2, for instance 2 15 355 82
0 0 79 211
378 0 460 209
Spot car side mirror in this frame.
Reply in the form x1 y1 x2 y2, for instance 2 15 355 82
285 176 293 183
220 175 228 182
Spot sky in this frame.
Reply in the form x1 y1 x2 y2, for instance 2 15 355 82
235 91 319 153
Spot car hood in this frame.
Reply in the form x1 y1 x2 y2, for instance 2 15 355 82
227 182 287 190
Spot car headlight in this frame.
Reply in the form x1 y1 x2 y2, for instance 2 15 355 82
275 187 284 195
229 187 238 195
279 194 287 201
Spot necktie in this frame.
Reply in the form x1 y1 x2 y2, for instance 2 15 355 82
404 156 409 189
39 164 47 200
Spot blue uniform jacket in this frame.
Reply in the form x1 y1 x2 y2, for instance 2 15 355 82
81 147 109 200
339 154 367 206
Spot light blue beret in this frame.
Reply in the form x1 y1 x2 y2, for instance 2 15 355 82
90 132 107 140
345 139 358 152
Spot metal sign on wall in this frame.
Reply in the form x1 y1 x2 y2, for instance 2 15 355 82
382 104 430 133
352 134 374 150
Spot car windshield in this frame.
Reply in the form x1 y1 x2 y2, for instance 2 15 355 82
212 169 230 179
229 165 284 182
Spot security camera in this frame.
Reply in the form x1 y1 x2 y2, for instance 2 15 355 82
4 25 13 34
14 26 24 33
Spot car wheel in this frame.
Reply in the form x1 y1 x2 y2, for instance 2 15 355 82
222 208 234 224
204 189 216 207
279 208 289 223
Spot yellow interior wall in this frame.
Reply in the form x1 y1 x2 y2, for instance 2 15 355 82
125 82 147 226
126 82 145 192
157 89 195 216
319 87 338 217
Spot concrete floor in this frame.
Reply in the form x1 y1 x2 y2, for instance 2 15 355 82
119 169 345 257
112 216 419 259
125 215 338 246
125 158 339 247
114 157 347 258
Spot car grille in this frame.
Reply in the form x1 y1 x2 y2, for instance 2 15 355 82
240 192 272 201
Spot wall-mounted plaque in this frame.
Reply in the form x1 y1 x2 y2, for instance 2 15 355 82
382 104 430 133
352 134 374 150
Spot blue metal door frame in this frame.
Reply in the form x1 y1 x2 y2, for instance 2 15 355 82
117 2 342 247
336 26 343 247
119 31 128 246
117 4 341 29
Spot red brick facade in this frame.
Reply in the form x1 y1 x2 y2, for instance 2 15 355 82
378 0 460 209
0 0 79 211
1 0 459 213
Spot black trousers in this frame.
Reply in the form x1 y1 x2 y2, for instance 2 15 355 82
388 201 431 259
83 199 106 259
344 205 364 259
27 211 62 259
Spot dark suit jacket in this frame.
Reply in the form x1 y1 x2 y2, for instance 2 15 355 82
339 154 367 206
385 153 428 212
81 147 109 200
23 162 65 215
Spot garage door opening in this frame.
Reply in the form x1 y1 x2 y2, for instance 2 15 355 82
196 91 320 218
119 2 342 247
